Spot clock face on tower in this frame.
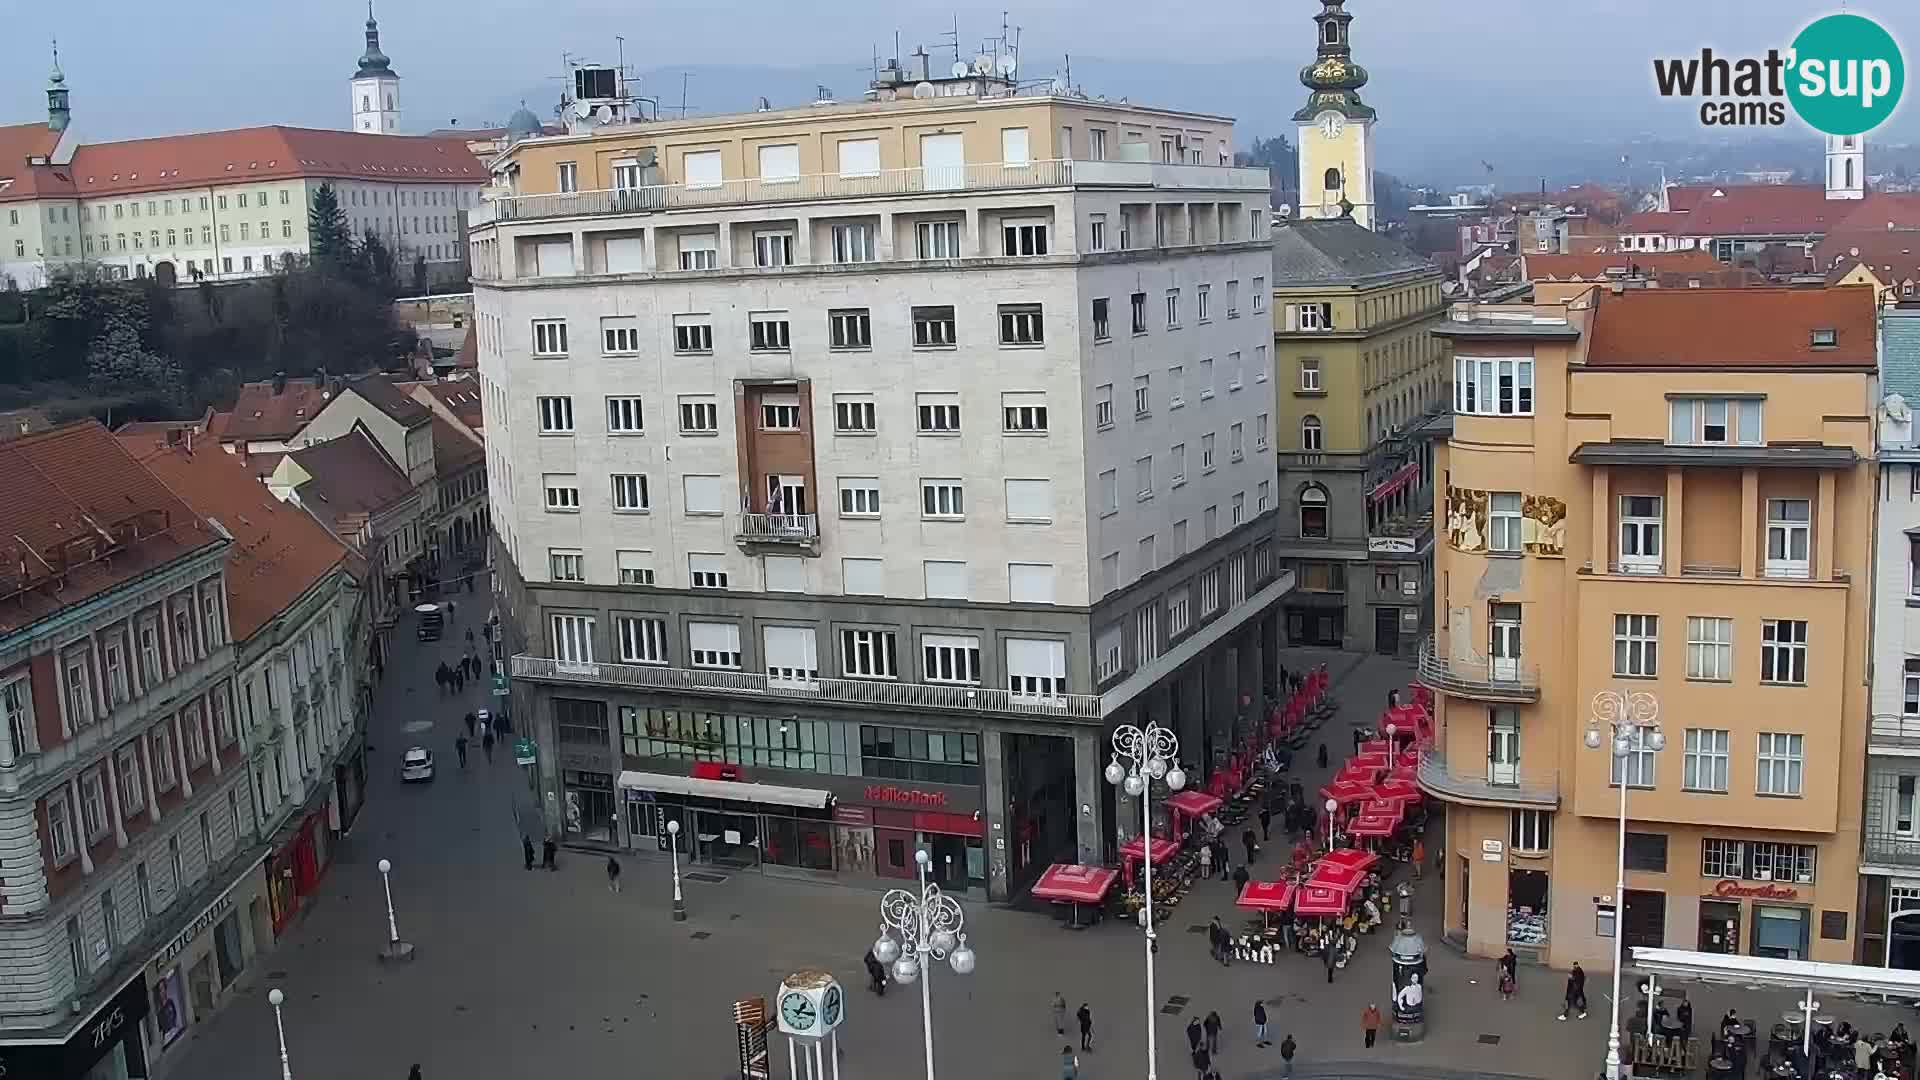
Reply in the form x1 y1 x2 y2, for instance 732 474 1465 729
780 991 817 1033
1317 111 1345 139
821 984 844 1028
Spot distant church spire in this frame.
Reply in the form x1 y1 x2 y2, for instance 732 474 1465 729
1293 0 1375 123
47 37 71 133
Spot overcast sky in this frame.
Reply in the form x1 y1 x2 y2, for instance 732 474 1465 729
3 1 1912 158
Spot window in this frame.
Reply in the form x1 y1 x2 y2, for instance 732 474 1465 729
1225 280 1240 317
1008 563 1056 604
1510 810 1551 853
1199 566 1223 615
611 474 650 513
834 396 876 433
913 306 957 347
831 223 877 263
1198 358 1215 399
617 616 668 663
551 614 595 665
1089 214 1108 252
761 396 801 431
1301 415 1323 451
749 313 791 351
1760 619 1808 684
677 232 718 270
923 561 970 599
605 396 645 434
688 554 730 590
1257 481 1271 513
1168 365 1186 409
537 396 574 434
915 220 960 259
115 747 144 816
860 725 982 785
916 394 961 434
549 550 584 582
1130 292 1148 334
151 725 177 791
1610 728 1658 788
1300 485 1329 538
1196 283 1211 322
598 317 640 354
921 480 964 519
1002 392 1048 433
46 790 75 864
615 552 656 588
752 230 794 267
1907 660 1920 716
1231 492 1246 525
1669 397 1762 446
1133 375 1151 417
532 319 568 356
682 476 727 515
1297 303 1324 331
543 474 581 512
1094 384 1114 428
841 629 899 679
1229 422 1245 462
1252 278 1266 312
1165 289 1181 329
1202 433 1217 471
1479 491 1522 552
1300 358 1322 392
999 304 1043 345
829 309 872 349
672 315 714 354
678 397 719 434
1683 728 1731 792
1686 617 1733 681
922 634 982 684
688 621 742 669
1756 733 1805 796
1003 219 1049 256
837 478 881 517
1005 479 1053 523
1255 413 1270 452
1618 495 1663 571
1135 455 1155 500
1454 357 1535 416
1098 470 1119 516
79 768 108 839
1170 443 1187 485
1764 499 1811 578
1613 614 1659 677
843 558 885 595
837 137 880 178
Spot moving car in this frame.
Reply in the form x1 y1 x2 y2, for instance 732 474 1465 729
401 747 435 783
415 603 443 642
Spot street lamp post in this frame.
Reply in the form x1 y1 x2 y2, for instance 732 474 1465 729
1587 689 1664 1080
667 818 686 921
267 987 293 1080
1325 797 1338 850
1104 720 1187 1080
872 847 977 1080
375 858 414 963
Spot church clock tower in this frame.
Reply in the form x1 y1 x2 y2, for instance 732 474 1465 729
350 3 401 134
1294 0 1377 229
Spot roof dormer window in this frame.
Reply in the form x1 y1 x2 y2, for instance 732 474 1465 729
1810 328 1837 349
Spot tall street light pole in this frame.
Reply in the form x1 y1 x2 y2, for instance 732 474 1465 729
268 987 293 1080
872 847 977 1080
667 817 687 921
376 858 413 962
1587 689 1663 1080
1105 720 1186 1080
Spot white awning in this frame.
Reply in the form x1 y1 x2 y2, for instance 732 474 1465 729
1632 946 1920 997
617 770 833 810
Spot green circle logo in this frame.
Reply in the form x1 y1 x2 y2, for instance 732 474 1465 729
1787 13 1904 136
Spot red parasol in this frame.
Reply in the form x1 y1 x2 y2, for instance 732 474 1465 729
1321 847 1382 873
1236 879 1297 912
1167 790 1223 817
1319 779 1373 805
1119 836 1180 864
1347 814 1398 838
1031 864 1120 904
1307 860 1365 892
1293 884 1349 917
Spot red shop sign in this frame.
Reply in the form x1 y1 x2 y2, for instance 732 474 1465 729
1712 879 1799 901
863 784 949 808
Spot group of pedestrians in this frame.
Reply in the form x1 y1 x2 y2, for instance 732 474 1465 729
521 834 557 871
436 652 486 696
1051 994 1094 1078
458 710 496 765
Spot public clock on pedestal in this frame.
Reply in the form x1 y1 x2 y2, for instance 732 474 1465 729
774 970 845 1037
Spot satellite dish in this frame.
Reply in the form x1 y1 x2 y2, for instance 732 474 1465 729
972 55 994 75
912 81 936 99
571 99 593 119
596 106 617 125
950 61 970 79
996 53 1017 76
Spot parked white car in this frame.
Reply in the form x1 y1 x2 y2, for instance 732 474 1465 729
401 747 435 783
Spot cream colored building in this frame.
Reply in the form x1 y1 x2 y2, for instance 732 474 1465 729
1293 0 1376 229
1421 284 1876 968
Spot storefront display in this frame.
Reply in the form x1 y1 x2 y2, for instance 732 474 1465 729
1753 903 1811 960
0 971 150 1080
144 861 262 1066
152 967 189 1047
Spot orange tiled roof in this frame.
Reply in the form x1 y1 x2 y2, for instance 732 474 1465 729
0 122 65 203
1674 185 1841 237
1586 286 1876 368
1814 227 1920 280
413 378 483 430
428 414 483 475
1835 193 1920 232
1523 251 1721 280
286 427 414 539
0 422 220 635
118 435 357 642
1619 210 1690 233
223 379 332 443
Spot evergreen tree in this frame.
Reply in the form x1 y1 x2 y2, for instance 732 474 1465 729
308 182 353 266
358 230 397 295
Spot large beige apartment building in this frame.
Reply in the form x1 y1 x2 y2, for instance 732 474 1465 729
1420 284 1876 967
470 74 1293 901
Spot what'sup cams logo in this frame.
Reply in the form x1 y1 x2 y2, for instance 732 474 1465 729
1652 13 1904 135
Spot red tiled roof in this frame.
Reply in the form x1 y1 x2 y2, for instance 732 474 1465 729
118 436 357 642
223 379 332 443
1523 251 1721 280
406 378 483 430
0 422 220 635
1619 210 1690 233
113 408 218 438
1674 185 1841 237
1665 186 1714 213
1835 193 1920 232
1814 228 1920 280
1586 286 1877 368
453 326 477 371
0 122 66 203
61 127 485 199
286 427 414 540
342 375 430 429
428 415 483 474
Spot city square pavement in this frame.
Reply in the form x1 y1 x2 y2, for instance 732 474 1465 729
170 619 1919 1080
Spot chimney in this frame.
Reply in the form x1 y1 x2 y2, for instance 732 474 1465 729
272 371 287 394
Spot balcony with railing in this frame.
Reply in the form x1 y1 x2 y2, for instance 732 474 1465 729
1415 636 1540 702
471 159 1271 227
1417 748 1559 808
511 654 1104 721
734 513 820 555
1865 832 1920 870
1872 714 1920 755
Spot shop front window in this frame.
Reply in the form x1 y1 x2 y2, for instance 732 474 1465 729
859 726 982 785
763 816 835 871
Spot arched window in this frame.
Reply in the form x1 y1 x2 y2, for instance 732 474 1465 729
362 95 370 111
1300 484 1330 538
385 94 394 110
1325 166 1342 191
1302 414 1324 451
1846 158 1856 190
1323 21 1340 45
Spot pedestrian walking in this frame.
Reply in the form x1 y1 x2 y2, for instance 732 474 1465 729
1203 1009 1222 1054
1396 880 1412 917
1316 743 1328 769
1323 937 1337 983
1498 948 1517 1000
1259 806 1273 842
454 735 468 767
1412 837 1426 879
523 835 535 871
467 628 476 645
1209 916 1229 965
1362 1003 1382 1048
1215 838 1232 881
864 951 887 995
1198 841 1213 879
606 855 622 892
1187 1017 1204 1054
1558 962 1588 1020
1191 1045 1211 1080
1053 992 1068 1036
478 717 491 742
1060 1045 1079 1080
1241 826 1258 867
409 1066 422 1080
464 712 477 737
446 599 457 620
453 668 465 693
1232 865 1250 894
1280 1034 1297 1079
1253 999 1270 1047
481 731 495 762
1077 1003 1093 1051
542 837 557 870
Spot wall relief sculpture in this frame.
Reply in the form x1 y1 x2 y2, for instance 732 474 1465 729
1521 495 1566 557
1446 486 1487 552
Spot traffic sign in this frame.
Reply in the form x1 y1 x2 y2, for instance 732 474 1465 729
514 737 537 766
492 670 509 697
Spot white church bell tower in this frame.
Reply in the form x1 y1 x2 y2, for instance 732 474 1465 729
350 3 401 134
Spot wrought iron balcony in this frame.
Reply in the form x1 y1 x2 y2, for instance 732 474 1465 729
510 654 1103 721
1416 749 1559 808
1415 636 1540 702
1871 714 1920 754
735 513 820 554
1865 832 1920 870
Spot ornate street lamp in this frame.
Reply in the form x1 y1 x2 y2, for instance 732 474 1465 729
872 848 976 1080
1587 689 1664 1080
1105 721 1187 1080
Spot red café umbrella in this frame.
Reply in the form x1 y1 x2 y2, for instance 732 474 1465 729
1308 860 1365 892
1360 799 1405 819
1236 879 1297 912
1319 779 1372 805
1347 813 1398 838
1293 884 1349 917
1031 864 1120 905
1119 835 1180 864
1351 750 1391 769
1167 790 1223 818
1357 739 1392 756
1321 847 1382 873
1374 777 1422 802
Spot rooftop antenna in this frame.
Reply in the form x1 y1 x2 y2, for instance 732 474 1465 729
679 71 692 118
942 15 961 67
616 35 627 92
